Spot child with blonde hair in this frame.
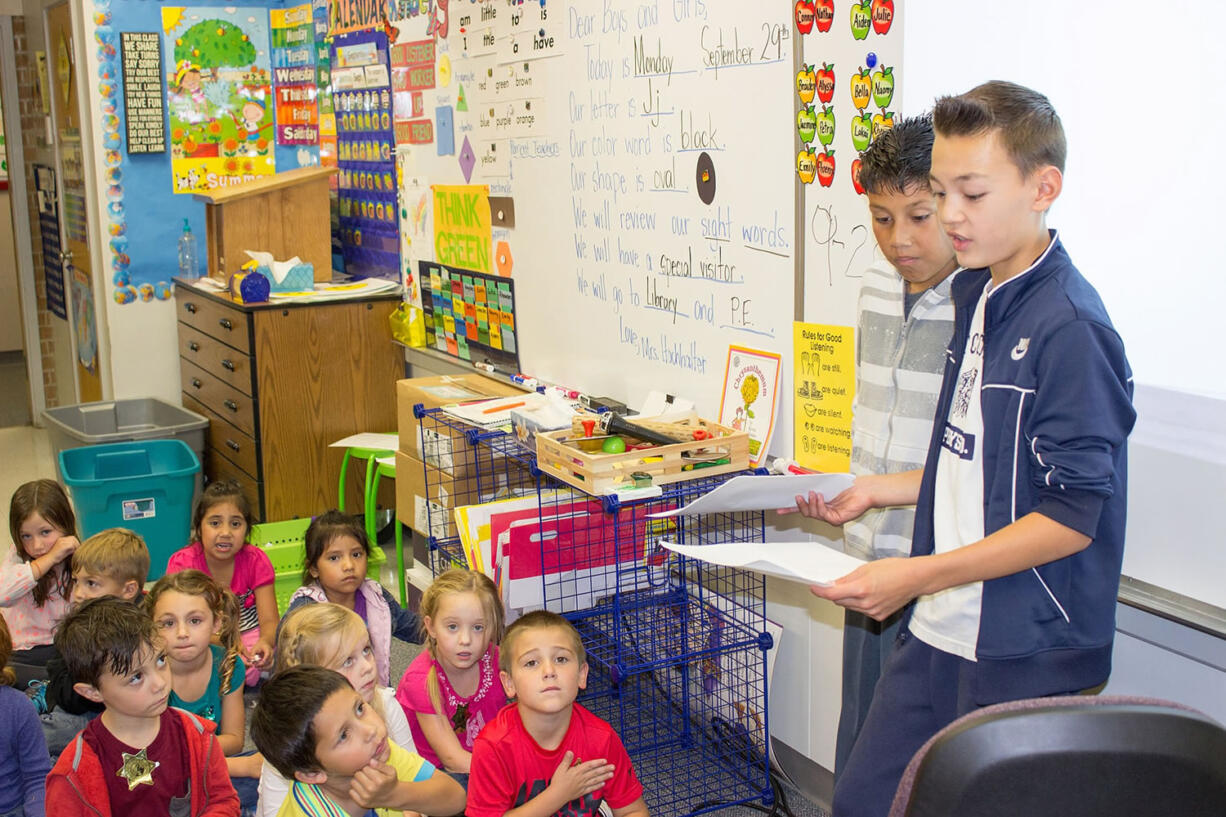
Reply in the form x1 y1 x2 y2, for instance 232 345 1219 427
2 479 80 686
258 602 417 817
0 614 51 816
167 479 277 685
40 528 149 756
285 511 422 687
395 568 506 783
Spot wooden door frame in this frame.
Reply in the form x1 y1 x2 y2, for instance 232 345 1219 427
43 0 111 401
0 15 47 418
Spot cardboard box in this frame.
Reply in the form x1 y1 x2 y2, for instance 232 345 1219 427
396 451 471 541
396 375 523 475
396 450 535 541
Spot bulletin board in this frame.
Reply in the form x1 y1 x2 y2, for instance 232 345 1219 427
97 0 318 307
396 1 807 459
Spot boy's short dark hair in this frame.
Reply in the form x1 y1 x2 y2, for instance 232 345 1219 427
252 666 352 780
933 80 1066 176
55 596 157 688
859 114 936 196
72 528 150 587
499 610 586 674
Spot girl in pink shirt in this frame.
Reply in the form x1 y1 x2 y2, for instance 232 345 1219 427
1 480 80 687
395 568 507 780
166 479 276 685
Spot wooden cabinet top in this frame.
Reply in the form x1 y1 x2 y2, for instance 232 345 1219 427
173 277 402 314
190 166 337 205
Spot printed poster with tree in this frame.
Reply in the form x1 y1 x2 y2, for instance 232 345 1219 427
162 6 275 193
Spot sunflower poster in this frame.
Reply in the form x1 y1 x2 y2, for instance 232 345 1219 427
162 6 275 193
718 346 782 468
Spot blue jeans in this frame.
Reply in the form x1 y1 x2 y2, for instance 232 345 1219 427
832 631 979 817
833 608 903 783
231 750 260 817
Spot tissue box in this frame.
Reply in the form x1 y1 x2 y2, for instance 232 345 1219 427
257 262 314 293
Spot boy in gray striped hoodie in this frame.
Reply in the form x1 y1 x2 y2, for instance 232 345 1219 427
794 114 957 781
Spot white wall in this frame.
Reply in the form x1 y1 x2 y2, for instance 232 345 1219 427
903 0 1226 400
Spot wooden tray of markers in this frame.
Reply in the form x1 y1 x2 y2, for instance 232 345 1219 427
534 411 750 495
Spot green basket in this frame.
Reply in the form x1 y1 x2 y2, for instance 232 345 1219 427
251 518 387 614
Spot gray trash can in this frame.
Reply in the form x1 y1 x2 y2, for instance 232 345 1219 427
42 398 209 500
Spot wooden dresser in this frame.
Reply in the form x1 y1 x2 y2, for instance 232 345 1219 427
174 278 404 521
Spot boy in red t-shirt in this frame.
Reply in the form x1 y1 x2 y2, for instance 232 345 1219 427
467 611 649 817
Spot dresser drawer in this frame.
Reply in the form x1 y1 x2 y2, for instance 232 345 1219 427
180 359 257 438
204 447 264 521
179 325 255 395
183 393 259 478
177 292 252 355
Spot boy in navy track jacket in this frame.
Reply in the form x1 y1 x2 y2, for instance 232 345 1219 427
794 81 1135 817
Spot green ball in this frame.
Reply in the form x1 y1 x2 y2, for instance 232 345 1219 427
601 436 626 454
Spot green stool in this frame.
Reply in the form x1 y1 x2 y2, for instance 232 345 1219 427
335 434 399 513
334 433 404 603
366 455 407 604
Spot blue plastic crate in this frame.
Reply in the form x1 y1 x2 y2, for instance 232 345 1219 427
60 439 201 580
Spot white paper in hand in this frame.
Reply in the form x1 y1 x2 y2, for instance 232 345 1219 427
659 539 866 587
648 473 854 517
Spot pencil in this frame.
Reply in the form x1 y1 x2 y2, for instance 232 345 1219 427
482 400 525 414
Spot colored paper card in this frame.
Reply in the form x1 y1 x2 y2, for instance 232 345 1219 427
456 82 469 111
474 139 508 177
432 185 492 273
399 62 436 91
459 135 477 183
390 39 435 68
495 61 540 97
498 2 565 63
395 118 434 144
793 322 856 472
436 105 455 155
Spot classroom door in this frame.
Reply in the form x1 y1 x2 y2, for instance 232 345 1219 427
47 0 101 402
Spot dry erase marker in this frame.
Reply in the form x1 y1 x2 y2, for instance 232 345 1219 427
771 458 817 475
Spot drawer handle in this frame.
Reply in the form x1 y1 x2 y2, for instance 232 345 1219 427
226 439 241 453
188 341 200 352
221 359 235 371
224 399 239 413
191 378 202 389
185 303 198 314
219 318 233 331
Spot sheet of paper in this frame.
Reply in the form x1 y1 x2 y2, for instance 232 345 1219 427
647 473 854 518
660 540 866 587
329 432 399 449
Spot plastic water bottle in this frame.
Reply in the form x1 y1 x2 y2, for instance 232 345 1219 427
178 218 199 280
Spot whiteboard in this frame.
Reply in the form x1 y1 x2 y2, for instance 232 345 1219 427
399 1 797 457
902 0 1226 613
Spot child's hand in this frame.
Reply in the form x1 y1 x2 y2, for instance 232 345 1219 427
349 758 399 809
48 535 80 565
548 750 614 803
245 636 274 669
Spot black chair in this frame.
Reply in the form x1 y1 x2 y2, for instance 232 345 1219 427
889 695 1226 817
